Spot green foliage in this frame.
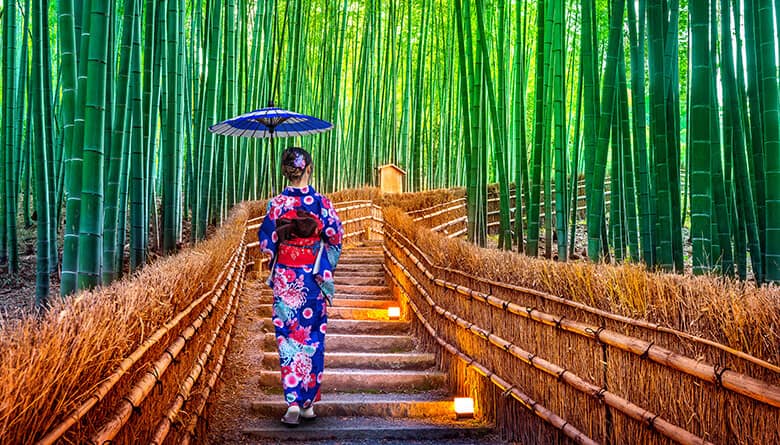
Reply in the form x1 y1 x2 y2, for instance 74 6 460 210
2 0 780 310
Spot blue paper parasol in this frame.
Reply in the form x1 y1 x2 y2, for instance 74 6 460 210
208 104 333 193
208 106 333 138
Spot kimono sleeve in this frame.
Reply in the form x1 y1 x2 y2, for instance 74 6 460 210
320 195 344 268
258 202 279 259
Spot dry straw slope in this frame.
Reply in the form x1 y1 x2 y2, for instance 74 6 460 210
0 187 379 444
0 201 263 444
383 205 780 364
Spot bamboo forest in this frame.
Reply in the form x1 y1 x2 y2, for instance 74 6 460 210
3 1 780 444
1 0 779 310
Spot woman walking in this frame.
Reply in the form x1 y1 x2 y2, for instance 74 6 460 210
258 147 343 426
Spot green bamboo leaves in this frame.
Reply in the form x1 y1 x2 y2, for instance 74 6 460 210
5 0 780 312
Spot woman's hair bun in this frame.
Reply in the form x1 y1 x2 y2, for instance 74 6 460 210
280 147 313 181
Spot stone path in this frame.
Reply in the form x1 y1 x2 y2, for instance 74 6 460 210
208 241 499 444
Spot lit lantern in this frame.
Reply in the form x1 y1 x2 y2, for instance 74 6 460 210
454 397 474 419
388 306 401 320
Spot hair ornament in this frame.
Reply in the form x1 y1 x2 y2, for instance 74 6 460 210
293 153 307 169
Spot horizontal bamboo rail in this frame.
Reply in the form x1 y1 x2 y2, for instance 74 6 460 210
178 316 236 445
89 240 246 443
149 250 244 445
342 215 376 225
431 216 467 233
178 327 232 445
413 203 467 222
384 263 599 445
385 254 713 445
386 223 780 374
334 199 374 207
36 237 245 445
384 227 780 409
439 266 780 374
336 202 375 212
406 198 467 217
447 227 467 238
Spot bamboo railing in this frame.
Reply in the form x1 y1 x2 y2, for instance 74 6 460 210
32 204 252 444
19 187 767 445
382 198 779 444
29 193 382 444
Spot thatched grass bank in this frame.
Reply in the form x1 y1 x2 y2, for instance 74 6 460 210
3 186 776 444
0 188 385 444
383 197 779 444
0 200 263 444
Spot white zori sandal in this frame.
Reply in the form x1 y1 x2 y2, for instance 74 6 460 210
300 406 317 421
281 406 300 427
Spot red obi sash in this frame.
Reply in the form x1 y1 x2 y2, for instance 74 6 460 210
277 237 321 267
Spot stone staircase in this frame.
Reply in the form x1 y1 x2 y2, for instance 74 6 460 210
242 241 495 443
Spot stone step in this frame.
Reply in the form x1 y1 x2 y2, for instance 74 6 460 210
263 333 415 353
344 245 383 251
338 259 384 266
333 298 394 308
261 318 410 335
335 285 389 295
337 264 384 273
251 391 453 418
261 352 436 370
336 276 385 286
257 369 446 392
339 253 384 259
241 416 492 442
258 305 392 321
335 271 386 278
334 292 393 301
340 252 383 257
257 297 395 309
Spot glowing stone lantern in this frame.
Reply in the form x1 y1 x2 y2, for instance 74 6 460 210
388 306 401 320
454 397 474 419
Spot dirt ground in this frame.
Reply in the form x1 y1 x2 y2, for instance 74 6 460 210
0 213 195 327
0 223 49 325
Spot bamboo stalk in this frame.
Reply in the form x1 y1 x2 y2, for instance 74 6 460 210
383 228 780 408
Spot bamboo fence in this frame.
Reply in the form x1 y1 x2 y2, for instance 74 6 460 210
381 197 779 445
1 188 383 444
4 187 775 444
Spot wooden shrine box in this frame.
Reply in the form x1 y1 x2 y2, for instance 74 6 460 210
377 164 407 194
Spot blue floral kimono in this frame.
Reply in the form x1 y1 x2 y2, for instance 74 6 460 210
258 185 343 408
